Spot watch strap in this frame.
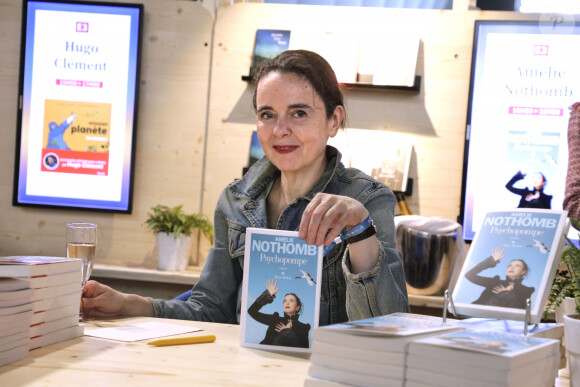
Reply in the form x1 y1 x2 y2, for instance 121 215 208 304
347 222 377 244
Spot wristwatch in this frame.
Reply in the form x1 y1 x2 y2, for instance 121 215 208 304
347 220 377 244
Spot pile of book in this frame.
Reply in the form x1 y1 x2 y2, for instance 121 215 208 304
406 328 561 387
305 313 462 387
0 256 85 366
305 313 562 387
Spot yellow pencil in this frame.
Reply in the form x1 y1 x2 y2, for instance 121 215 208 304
147 334 216 346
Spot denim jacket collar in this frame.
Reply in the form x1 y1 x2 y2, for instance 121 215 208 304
229 145 344 202
227 146 344 230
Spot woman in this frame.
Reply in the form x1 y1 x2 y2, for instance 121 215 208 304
465 247 534 309
81 49 409 325
505 170 552 209
248 280 310 348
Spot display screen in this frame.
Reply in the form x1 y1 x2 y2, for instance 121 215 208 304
13 0 143 213
459 19 580 242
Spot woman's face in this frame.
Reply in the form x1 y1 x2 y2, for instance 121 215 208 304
255 71 343 178
506 260 526 280
532 173 545 190
283 294 300 316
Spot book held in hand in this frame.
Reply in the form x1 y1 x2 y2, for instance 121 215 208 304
240 228 322 353
450 209 569 323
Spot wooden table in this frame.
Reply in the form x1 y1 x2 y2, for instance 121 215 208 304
0 317 310 386
0 317 571 386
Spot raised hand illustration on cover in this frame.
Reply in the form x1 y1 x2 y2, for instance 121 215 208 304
464 247 535 309
247 279 310 348
46 113 76 150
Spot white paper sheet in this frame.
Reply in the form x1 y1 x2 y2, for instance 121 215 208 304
84 321 202 342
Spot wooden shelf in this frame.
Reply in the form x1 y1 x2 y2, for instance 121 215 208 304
241 75 421 92
92 263 201 285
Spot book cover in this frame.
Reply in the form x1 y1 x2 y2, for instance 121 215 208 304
0 256 82 278
407 329 560 369
312 313 461 353
249 29 291 77
339 312 460 336
357 34 419 87
42 99 111 176
239 228 322 353
457 318 563 340
450 209 569 323
328 129 412 192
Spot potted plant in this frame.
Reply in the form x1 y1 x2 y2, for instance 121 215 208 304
145 205 214 271
545 219 580 384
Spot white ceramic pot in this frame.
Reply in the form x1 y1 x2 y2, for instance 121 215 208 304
156 232 192 271
556 297 577 323
564 313 580 387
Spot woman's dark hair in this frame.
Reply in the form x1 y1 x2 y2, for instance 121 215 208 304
285 293 303 317
537 172 547 185
252 49 346 128
510 259 529 279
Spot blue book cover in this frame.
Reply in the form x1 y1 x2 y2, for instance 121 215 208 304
249 29 291 76
451 209 569 323
240 228 322 353
409 329 560 363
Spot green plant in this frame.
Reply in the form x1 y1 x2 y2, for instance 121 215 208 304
145 205 214 244
544 219 580 319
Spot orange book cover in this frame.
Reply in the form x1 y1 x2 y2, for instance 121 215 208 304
41 99 111 176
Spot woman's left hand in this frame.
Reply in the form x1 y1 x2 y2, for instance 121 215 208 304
299 193 368 247
275 320 293 332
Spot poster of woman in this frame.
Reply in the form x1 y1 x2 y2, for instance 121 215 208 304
451 209 568 323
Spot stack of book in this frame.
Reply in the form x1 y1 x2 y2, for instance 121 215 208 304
457 317 566 368
0 256 85 361
0 278 34 366
405 329 561 387
305 313 462 387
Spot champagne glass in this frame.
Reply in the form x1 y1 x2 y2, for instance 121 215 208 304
67 222 97 320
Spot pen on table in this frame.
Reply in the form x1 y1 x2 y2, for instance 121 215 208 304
147 334 216 346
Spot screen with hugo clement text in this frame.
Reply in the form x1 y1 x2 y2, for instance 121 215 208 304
459 19 580 242
13 0 143 213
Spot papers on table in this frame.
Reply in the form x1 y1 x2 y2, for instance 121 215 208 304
84 321 202 342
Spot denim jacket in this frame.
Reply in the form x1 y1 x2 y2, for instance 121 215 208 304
150 146 409 325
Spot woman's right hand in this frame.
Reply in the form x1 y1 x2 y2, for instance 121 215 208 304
81 280 154 318
266 279 279 297
491 247 506 262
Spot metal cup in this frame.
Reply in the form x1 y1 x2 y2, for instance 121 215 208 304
397 225 458 296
